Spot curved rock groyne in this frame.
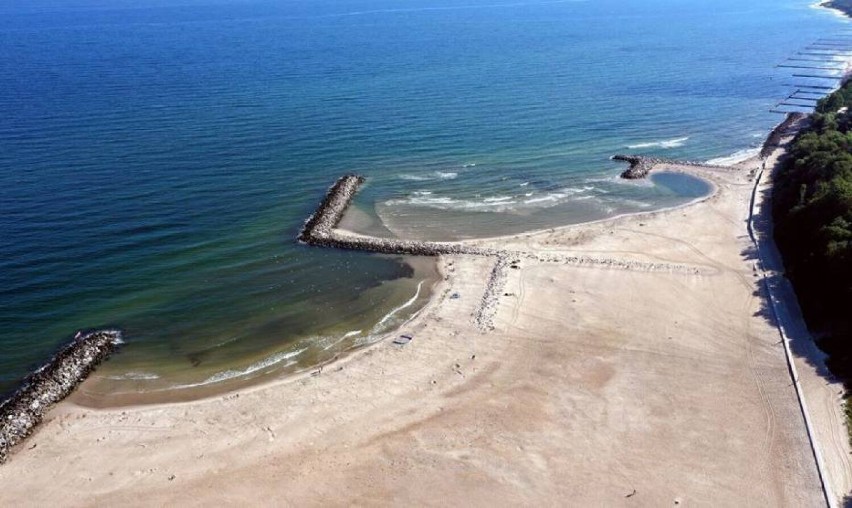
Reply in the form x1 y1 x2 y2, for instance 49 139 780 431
613 154 656 179
298 174 500 257
297 174 366 243
297 174 717 338
0 330 122 464
612 154 730 179
305 233 498 257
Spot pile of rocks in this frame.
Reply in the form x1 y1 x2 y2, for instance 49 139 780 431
474 256 511 332
298 175 501 257
297 174 365 243
0 330 122 464
612 154 729 179
613 155 657 179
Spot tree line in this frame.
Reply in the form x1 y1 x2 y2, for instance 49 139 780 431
827 0 852 17
773 80 852 379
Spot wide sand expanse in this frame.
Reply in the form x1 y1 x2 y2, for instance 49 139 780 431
0 142 848 505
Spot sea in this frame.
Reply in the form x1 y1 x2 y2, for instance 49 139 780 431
0 0 848 402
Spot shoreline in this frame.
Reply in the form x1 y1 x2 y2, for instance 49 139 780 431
69 155 727 408
1 111 848 505
0 106 803 417
71 254 442 409
35 143 760 409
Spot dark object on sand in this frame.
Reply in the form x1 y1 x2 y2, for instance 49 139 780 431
392 335 413 346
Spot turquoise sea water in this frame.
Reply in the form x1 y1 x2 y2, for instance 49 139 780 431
0 0 848 400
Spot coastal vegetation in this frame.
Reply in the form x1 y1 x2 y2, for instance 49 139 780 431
826 0 852 17
773 81 852 383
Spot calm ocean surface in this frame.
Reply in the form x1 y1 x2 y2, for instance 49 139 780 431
0 0 847 400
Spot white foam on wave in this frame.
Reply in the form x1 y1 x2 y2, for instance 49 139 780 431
705 147 761 167
106 371 160 381
398 171 458 181
585 174 652 189
523 194 562 204
321 329 364 351
370 280 424 334
615 198 654 209
627 136 689 149
203 347 308 385
386 185 598 212
522 185 594 205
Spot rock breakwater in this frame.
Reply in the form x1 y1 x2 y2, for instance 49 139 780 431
297 174 365 243
0 330 122 464
298 175 719 337
612 154 729 179
298 175 500 257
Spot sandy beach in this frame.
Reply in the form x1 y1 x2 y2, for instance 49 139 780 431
1 129 850 505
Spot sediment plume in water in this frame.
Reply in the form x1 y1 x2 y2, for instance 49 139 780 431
0 330 122 464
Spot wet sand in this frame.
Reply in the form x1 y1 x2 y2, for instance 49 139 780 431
1 136 849 505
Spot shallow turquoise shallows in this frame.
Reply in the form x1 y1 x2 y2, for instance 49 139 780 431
0 0 847 399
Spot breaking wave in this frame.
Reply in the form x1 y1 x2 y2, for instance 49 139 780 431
398 171 458 181
203 348 307 384
626 136 689 149
385 186 598 212
705 147 760 167
106 371 160 380
371 280 424 334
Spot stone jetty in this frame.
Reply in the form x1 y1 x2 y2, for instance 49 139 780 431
612 154 729 179
298 175 719 277
297 174 365 244
298 175 498 257
297 174 716 345
0 330 122 464
614 112 809 178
